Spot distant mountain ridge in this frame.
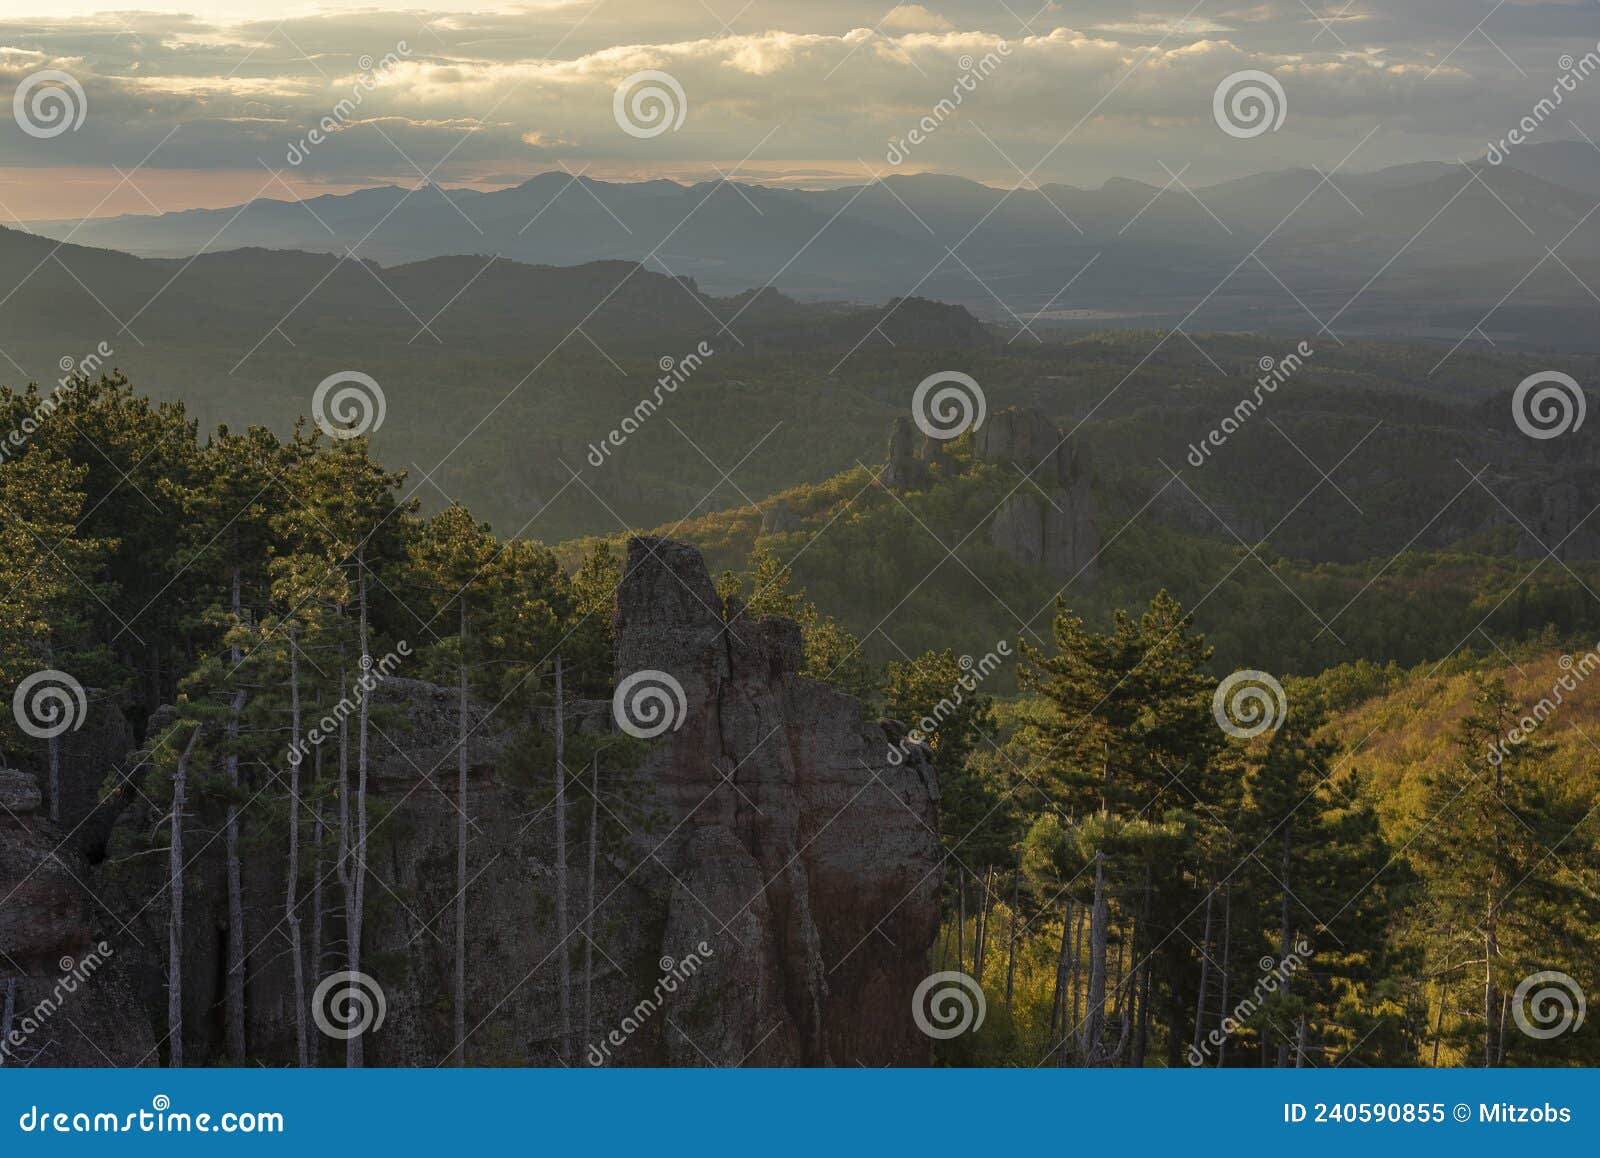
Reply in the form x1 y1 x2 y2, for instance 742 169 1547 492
26 141 1600 350
0 225 989 358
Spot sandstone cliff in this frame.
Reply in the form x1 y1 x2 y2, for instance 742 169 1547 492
0 538 942 1067
978 408 1101 583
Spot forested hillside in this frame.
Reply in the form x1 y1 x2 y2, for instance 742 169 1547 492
2 368 1597 1067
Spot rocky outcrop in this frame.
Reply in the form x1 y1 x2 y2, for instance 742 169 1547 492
1505 471 1600 562
979 407 1101 582
0 769 156 1066
759 498 802 535
11 539 941 1067
882 415 961 493
1150 484 1266 545
882 416 930 491
613 536 943 1065
21 691 138 858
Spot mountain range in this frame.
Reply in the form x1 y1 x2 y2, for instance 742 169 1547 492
24 141 1600 350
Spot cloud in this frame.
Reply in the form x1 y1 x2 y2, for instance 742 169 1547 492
2 1 1596 200
882 5 956 33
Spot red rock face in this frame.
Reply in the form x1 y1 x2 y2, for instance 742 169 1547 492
615 537 944 1065
0 769 156 1066
0 539 941 1067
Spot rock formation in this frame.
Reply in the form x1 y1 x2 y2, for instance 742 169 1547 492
881 417 958 492
1 539 942 1067
882 416 930 491
0 768 156 1066
615 537 943 1065
978 407 1101 582
39 690 137 858
1150 484 1266 545
759 498 802 535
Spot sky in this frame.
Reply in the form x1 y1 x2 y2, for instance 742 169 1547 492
1 0 1599 220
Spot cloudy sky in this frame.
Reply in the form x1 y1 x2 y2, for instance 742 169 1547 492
1 0 1598 220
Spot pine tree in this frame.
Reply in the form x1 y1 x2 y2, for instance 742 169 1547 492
407 503 503 1065
1018 591 1218 1065
271 435 407 1067
0 447 116 801
1414 675 1599 1066
179 424 289 1062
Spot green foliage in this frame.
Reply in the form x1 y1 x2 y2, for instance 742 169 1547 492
722 543 876 701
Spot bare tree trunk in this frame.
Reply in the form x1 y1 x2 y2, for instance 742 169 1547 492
1111 931 1125 1021
47 733 60 823
311 754 325 996
168 725 202 1068
1484 904 1498 1067
333 662 355 1068
971 872 983 979
1486 762 1503 1068
454 600 468 1067
1132 871 1152 1067
1193 885 1215 1056
1081 853 1108 1064
1276 829 1293 1068
1216 884 1232 1068
45 641 59 823
349 565 370 1068
1135 957 1153 1068
312 786 324 1068
1050 901 1070 1061
1069 899 1085 1063
583 752 598 1054
1005 854 1020 1010
1431 975 1447 1067
976 867 995 981
224 565 247 1063
553 656 571 1064
286 624 308 1067
1108 924 1133 1066
957 877 966 974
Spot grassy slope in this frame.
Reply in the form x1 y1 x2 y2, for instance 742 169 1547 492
1318 643 1600 846
561 438 1600 688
